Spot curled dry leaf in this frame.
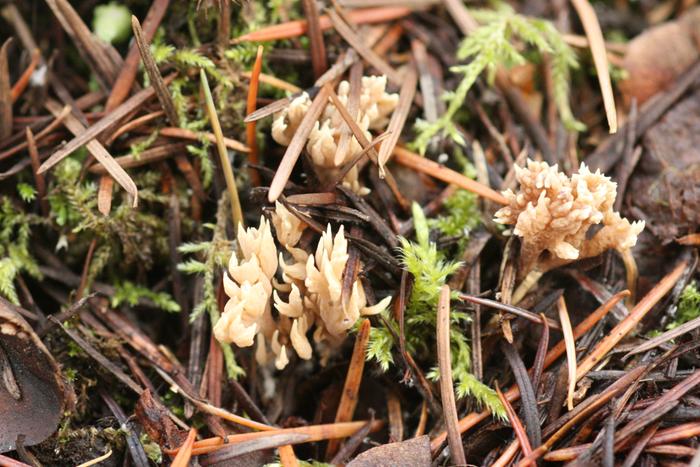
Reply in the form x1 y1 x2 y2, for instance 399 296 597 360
0 298 70 453
619 7 700 106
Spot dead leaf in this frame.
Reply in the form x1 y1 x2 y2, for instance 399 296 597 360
347 435 431 467
619 7 700 106
0 298 69 453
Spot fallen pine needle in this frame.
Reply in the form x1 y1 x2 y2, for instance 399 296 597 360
557 296 577 411
430 290 628 453
201 69 244 228
437 285 467 466
496 383 533 464
326 319 372 458
246 45 264 186
570 0 617 133
241 71 302 94
279 445 300 467
393 146 509 205
171 428 197 467
10 48 39 103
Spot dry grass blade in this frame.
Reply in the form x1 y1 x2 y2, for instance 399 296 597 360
200 69 244 228
570 0 617 133
0 39 12 139
171 428 197 467
233 7 412 43
131 15 178 126
10 48 39 103
376 67 417 176
42 99 139 206
38 79 172 173
393 146 509 205
106 0 169 110
557 296 577 411
575 259 687 381
199 434 310 466
436 285 466 466
302 0 327 79
430 290 628 453
327 10 401 85
326 319 371 458
268 83 332 202
246 45 264 187
496 384 533 463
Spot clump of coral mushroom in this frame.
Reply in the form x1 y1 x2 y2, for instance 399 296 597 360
214 203 390 369
272 75 398 195
494 159 645 276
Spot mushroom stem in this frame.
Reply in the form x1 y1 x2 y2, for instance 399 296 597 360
618 248 638 308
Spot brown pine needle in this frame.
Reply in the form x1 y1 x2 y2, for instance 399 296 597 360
376 67 417 176
575 259 687 381
246 45 264 187
570 0 617 133
279 445 300 467
171 428 197 467
437 285 467 466
302 0 327 79
159 127 248 153
326 319 372 458
557 296 577 411
393 146 509 205
200 69 244 228
496 383 533 463
233 7 412 43
430 290 628 453
10 48 39 103
268 83 332 203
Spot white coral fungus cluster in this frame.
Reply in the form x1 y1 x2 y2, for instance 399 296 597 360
215 203 390 369
272 75 398 194
494 159 645 274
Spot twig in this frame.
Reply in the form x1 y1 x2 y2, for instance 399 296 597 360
326 319 372 458
200 69 244 228
437 285 466 465
246 46 264 186
268 83 332 202
393 146 509 204
570 0 617 133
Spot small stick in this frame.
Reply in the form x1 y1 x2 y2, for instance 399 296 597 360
570 0 617 133
200 69 244 228
246 46 264 186
496 383 533 464
171 428 197 467
557 296 577 411
326 319 371 458
268 83 332 202
393 146 509 205
233 7 412 43
437 285 467 466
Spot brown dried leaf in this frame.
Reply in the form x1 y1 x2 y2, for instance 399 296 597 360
0 298 69 453
620 7 700 106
